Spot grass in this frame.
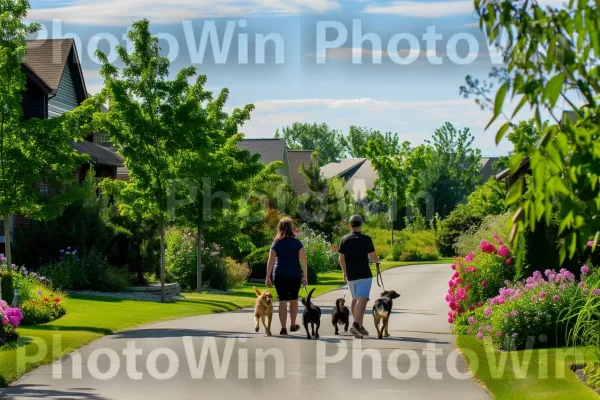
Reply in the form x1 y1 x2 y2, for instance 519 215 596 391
457 335 600 400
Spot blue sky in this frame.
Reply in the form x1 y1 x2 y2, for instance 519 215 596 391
26 0 569 156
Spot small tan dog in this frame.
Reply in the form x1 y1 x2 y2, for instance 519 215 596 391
253 287 273 336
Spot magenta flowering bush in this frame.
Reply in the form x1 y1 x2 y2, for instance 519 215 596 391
0 300 23 345
446 234 514 324
459 266 600 350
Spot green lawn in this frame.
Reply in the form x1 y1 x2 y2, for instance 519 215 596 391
0 260 448 387
457 335 600 400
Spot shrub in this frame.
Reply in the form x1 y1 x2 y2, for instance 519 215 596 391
446 234 515 325
296 226 338 273
246 246 270 279
458 266 600 350
455 212 511 257
1 270 14 304
584 362 600 389
20 289 66 325
0 300 22 346
365 212 391 230
387 230 439 262
225 258 250 289
165 227 230 291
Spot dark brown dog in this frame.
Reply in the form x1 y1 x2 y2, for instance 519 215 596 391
331 298 350 335
372 290 401 339
253 287 273 336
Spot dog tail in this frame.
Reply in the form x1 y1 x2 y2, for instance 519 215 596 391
375 303 389 318
253 286 262 297
305 288 316 307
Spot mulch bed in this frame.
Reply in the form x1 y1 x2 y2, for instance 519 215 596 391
572 364 600 396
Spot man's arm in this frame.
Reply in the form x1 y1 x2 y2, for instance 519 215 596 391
367 237 380 263
339 253 348 282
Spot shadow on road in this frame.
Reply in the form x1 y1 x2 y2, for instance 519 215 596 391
1 384 110 400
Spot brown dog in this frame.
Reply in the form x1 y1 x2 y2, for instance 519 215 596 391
253 287 273 336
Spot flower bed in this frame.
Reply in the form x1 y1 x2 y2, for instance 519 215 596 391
447 236 600 350
0 301 23 346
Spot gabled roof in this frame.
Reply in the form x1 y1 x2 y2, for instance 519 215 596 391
320 158 367 179
238 138 286 165
480 157 502 183
287 150 316 195
71 141 124 167
24 39 87 102
320 158 377 201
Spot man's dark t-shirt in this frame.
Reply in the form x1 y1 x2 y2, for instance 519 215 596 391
338 232 376 281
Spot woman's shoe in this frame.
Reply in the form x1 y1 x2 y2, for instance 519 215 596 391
280 328 288 335
290 324 300 332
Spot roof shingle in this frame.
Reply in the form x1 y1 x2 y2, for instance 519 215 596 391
25 39 75 90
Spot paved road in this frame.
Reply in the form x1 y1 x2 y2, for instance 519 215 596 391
1 264 490 400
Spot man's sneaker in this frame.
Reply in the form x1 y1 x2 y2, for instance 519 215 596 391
359 326 369 336
349 323 363 338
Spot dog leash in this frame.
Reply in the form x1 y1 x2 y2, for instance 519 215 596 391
303 285 309 297
342 285 348 300
376 262 386 292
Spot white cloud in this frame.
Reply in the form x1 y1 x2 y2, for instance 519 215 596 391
363 1 474 18
254 97 472 111
27 0 340 25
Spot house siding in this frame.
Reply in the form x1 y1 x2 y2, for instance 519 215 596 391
22 77 47 119
48 63 78 117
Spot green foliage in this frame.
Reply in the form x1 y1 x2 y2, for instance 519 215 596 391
0 0 99 269
470 0 600 262
493 120 545 170
276 122 346 166
584 362 600 390
298 162 353 237
297 226 339 274
0 271 13 304
406 123 483 219
361 225 392 259
437 179 508 256
246 245 271 280
364 212 390 230
20 292 66 326
164 226 229 291
387 230 439 262
455 212 512 257
224 258 250 290
346 126 401 158
38 249 129 292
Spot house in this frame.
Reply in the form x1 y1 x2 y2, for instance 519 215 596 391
480 157 503 184
1 39 124 248
237 139 316 195
320 158 377 202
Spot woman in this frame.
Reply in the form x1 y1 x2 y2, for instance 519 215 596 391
266 217 308 335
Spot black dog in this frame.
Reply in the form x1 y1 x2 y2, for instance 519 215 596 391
301 288 322 339
331 298 350 335
372 290 401 339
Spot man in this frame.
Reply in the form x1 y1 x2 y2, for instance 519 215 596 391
338 215 380 338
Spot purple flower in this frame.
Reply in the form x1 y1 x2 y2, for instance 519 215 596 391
486 325 492 332
581 265 590 276
511 310 519 316
37 291 42 295
553 295 560 302
592 289 600 297
477 332 484 340
60 249 65 254
497 331 503 337
539 291 547 299
484 307 492 317
588 241 595 248
468 316 476 325
579 282 586 288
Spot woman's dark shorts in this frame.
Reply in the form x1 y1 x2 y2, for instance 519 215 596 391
274 276 302 301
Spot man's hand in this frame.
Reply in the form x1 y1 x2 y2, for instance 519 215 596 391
265 276 273 287
343 274 348 283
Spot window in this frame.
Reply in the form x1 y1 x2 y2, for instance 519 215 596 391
40 183 51 197
94 132 112 147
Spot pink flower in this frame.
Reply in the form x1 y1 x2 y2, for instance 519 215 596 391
479 240 497 254
498 245 510 257
592 289 600 297
486 325 492 332
484 307 492 317
539 291 547 299
481 280 488 287
579 282 586 288
553 295 560 302
588 241 595 247
465 252 474 262
581 265 590 276
497 331 503 337
476 332 484 340
448 317 454 324
506 259 512 265
468 316 476 325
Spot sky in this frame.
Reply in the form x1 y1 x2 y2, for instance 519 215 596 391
25 0 571 156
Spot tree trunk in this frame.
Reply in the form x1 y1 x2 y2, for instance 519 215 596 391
196 226 202 293
160 221 166 303
3 213 11 269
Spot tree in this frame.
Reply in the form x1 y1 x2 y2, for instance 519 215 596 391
468 0 600 261
406 123 482 219
363 138 412 225
0 0 97 269
94 20 188 302
493 120 546 170
275 122 346 166
346 126 401 158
